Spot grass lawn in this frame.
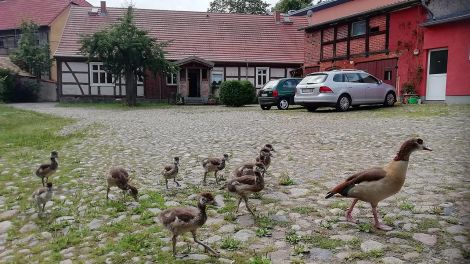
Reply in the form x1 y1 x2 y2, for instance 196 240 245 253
57 101 173 110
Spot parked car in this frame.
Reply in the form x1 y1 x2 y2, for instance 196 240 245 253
294 70 396 112
258 78 303 110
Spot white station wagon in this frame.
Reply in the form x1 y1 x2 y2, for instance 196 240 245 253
294 70 396 112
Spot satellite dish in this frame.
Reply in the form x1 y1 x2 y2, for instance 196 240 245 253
307 10 313 17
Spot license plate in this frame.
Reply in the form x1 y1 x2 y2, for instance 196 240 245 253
261 94 268 97
302 88 314 93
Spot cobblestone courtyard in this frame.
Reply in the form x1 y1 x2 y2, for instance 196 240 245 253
1 103 469 263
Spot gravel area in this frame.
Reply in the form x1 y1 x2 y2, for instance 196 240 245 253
2 102 469 263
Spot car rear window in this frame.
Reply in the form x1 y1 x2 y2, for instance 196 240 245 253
299 74 327 85
262 80 280 90
333 74 347 82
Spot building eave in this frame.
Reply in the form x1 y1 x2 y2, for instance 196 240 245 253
421 12 470 27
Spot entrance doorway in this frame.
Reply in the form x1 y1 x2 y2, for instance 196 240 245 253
426 49 447 101
188 69 200 97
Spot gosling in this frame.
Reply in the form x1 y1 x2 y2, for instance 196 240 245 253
162 157 180 189
106 167 138 201
35 151 59 186
201 154 229 184
32 182 53 216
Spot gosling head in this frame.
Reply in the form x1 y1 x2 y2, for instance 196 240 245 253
128 185 139 201
223 154 229 162
264 144 275 152
50 151 59 159
173 157 180 165
46 182 53 191
199 192 217 207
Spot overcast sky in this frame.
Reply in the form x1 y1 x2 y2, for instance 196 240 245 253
88 0 282 11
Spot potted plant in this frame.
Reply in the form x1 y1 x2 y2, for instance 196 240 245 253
401 83 418 104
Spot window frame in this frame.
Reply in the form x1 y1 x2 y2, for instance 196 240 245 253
89 62 114 86
256 67 270 88
166 73 178 85
211 70 224 88
351 20 366 37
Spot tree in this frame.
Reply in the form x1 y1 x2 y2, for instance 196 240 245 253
10 21 52 81
272 0 312 13
208 0 270 15
80 7 175 106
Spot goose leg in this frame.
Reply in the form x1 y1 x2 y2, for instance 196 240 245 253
42 202 46 213
371 204 393 231
203 172 207 185
346 199 359 223
174 178 180 187
172 235 177 257
214 171 219 184
165 179 169 189
244 196 255 216
235 197 242 213
106 187 110 200
41 177 45 187
191 231 219 257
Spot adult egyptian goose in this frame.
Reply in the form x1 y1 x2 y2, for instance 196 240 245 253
106 167 138 201
32 182 53 216
35 151 58 186
201 154 229 184
325 138 432 230
159 192 219 257
162 157 180 189
223 162 266 216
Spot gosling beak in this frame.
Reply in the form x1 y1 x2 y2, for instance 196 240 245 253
423 146 432 151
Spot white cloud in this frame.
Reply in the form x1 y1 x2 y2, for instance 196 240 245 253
88 0 280 11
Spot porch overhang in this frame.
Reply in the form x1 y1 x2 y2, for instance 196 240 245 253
174 56 215 68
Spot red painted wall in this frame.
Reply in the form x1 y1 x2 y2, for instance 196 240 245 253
421 20 470 96
389 5 427 95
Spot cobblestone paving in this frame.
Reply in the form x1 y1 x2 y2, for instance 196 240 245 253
1 103 469 263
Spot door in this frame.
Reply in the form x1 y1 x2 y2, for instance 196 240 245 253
345 73 366 104
426 49 447 101
188 69 200 97
359 73 384 102
356 59 397 87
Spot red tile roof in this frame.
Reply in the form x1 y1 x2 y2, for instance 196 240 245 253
0 0 91 30
55 6 307 64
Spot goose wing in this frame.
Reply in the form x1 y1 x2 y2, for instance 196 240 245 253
325 167 386 198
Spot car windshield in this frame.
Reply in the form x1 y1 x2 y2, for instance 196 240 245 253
262 80 280 90
300 74 327 85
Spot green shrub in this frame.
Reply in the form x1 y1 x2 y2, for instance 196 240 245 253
219 80 255 107
0 69 39 102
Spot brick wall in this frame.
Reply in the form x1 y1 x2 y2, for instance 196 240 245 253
369 15 386 31
304 31 321 66
350 38 366 55
369 34 386 52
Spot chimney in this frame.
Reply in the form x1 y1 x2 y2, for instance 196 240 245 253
100 1 107 14
274 11 281 24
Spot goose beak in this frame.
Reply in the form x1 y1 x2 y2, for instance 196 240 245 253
423 146 432 151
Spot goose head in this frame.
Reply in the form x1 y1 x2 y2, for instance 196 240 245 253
173 156 180 165
199 192 217 207
223 154 229 162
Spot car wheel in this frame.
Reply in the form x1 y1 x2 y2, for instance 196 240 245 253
277 98 289 110
384 92 396 107
306 105 318 112
336 95 351 112
260 105 271 110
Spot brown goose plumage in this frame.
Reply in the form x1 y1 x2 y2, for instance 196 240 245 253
325 138 432 230
162 157 180 189
224 162 266 216
201 154 229 184
106 167 138 201
159 192 219 257
35 151 58 186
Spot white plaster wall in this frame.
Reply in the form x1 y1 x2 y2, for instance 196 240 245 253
62 73 88 83
271 68 286 78
225 67 238 76
62 84 83 95
63 62 88 72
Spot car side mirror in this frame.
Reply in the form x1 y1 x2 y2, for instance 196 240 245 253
378 80 383 84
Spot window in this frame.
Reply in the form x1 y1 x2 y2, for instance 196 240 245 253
282 79 297 89
359 73 379 84
166 73 177 85
345 73 362 83
90 62 113 86
256 67 269 87
299 74 328 84
384 70 392 81
211 71 223 88
429 49 448 74
351 21 366 36
333 74 347 82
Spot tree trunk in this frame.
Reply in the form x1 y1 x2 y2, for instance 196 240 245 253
125 70 137 106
